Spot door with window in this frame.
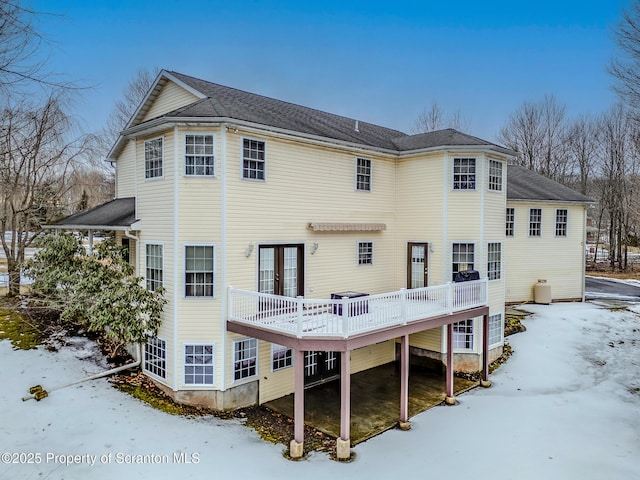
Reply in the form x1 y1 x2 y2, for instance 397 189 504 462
304 351 340 386
258 245 304 297
407 243 429 289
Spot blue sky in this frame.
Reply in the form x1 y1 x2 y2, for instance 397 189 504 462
32 0 629 142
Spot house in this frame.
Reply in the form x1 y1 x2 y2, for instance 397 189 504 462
50 70 589 458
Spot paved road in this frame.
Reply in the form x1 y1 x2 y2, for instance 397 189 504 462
585 276 640 301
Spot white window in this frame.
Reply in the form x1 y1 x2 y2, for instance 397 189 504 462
272 344 293 371
529 208 542 237
185 245 214 297
234 338 257 381
145 244 163 292
184 344 215 385
506 208 515 237
185 134 214 176
358 241 373 265
356 157 371 191
487 242 501 281
453 158 476 190
144 337 166 378
242 138 265 180
145 137 163 179
488 314 503 347
452 243 474 280
556 209 568 237
453 319 474 350
488 159 503 191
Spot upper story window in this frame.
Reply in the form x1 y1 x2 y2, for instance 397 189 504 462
506 208 515 236
145 137 163 179
487 242 501 280
242 138 265 180
185 134 215 176
145 244 163 292
488 159 503 191
356 158 371 191
185 245 214 297
452 243 474 280
529 208 542 237
556 209 568 237
453 158 476 190
358 241 373 265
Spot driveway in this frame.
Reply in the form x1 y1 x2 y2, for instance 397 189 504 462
585 276 640 301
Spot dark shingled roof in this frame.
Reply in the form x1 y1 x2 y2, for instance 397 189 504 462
49 198 136 229
507 165 593 203
131 71 514 154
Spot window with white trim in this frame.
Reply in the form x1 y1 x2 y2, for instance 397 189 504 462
272 344 293 371
145 137 163 179
242 138 265 180
488 159 502 191
487 242 501 281
185 245 214 297
452 243 474 280
453 319 474 349
185 134 214 176
529 208 542 237
488 314 503 347
184 344 215 385
145 244 163 292
506 208 515 236
233 338 257 381
358 241 373 265
555 209 568 237
453 158 476 190
356 157 371 191
144 337 166 378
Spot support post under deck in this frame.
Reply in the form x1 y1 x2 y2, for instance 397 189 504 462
290 349 305 458
445 322 456 405
337 351 351 460
399 334 410 429
480 313 492 388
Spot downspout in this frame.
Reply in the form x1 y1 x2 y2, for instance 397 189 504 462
220 125 228 393
23 344 143 402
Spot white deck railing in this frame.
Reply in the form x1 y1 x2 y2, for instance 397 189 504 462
228 279 487 338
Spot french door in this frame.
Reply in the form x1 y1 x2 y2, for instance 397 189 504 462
258 244 304 297
304 351 340 386
407 242 429 288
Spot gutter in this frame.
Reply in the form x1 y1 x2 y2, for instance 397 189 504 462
22 344 143 402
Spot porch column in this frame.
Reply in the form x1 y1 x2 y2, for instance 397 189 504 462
445 323 456 405
290 348 305 458
480 313 492 388
399 334 411 429
336 351 351 460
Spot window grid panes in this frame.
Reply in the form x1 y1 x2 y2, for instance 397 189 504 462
453 158 476 190
272 344 293 371
556 209 568 237
242 139 265 180
145 244 163 292
452 243 475 280
506 208 515 236
529 209 542 236
144 337 166 378
184 344 214 385
185 134 214 176
185 246 214 297
145 137 163 179
488 314 503 347
453 319 474 350
234 338 257 380
488 160 502 191
358 241 373 265
356 158 371 191
487 242 501 280
283 247 298 297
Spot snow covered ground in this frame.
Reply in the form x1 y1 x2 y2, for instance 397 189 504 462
1 301 639 479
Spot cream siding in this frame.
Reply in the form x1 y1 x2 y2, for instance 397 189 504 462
141 81 200 124
115 140 136 198
505 202 586 302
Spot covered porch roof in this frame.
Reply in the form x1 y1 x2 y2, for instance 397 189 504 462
46 197 137 231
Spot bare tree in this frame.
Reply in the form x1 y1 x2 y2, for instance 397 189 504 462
498 94 569 182
565 114 600 195
610 1 640 117
0 92 91 295
413 100 469 133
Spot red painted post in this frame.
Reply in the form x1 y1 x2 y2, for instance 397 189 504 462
481 313 491 387
294 348 305 443
340 351 351 441
445 322 455 404
400 335 409 423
